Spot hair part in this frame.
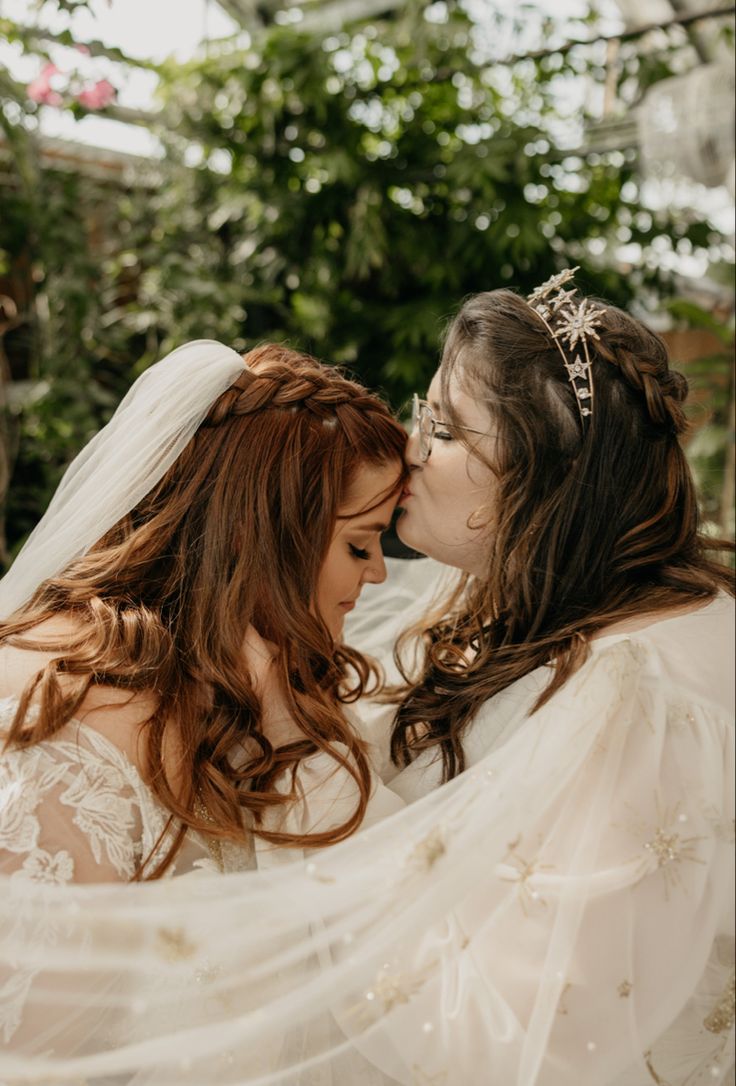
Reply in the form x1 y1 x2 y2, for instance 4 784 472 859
1 344 408 876
392 289 734 780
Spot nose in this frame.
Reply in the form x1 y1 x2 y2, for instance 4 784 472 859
363 548 387 586
405 426 424 467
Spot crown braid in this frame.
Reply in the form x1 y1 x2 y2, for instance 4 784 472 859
592 312 690 436
203 349 385 427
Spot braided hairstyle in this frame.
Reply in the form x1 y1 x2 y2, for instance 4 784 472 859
1 344 407 876
392 289 734 780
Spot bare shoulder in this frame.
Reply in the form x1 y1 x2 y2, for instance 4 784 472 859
0 615 156 769
0 614 81 694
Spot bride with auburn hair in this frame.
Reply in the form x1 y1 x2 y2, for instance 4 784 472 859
0 275 733 1086
0 340 406 1047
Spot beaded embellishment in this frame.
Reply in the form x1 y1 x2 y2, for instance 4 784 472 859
527 267 604 428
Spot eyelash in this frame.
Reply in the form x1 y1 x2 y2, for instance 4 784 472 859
434 430 453 441
348 543 370 560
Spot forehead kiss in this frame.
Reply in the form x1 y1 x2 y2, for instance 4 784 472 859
315 460 404 638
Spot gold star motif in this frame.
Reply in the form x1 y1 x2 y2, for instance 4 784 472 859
407 828 446 872
641 821 704 897
156 926 197 962
346 959 436 1025
411 1066 447 1085
498 845 553 914
374 968 427 1012
554 298 604 351
703 970 735 1034
621 797 705 899
527 266 579 306
644 828 684 867
702 804 735 844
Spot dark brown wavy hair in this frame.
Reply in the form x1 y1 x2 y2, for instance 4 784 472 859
391 288 734 780
0 344 407 877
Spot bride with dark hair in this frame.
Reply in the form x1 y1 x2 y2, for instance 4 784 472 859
351 272 734 1085
390 275 733 780
0 276 732 1086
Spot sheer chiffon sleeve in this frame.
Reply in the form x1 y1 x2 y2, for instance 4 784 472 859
256 742 405 869
336 637 734 1085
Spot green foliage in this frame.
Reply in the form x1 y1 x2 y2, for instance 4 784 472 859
0 0 733 564
667 300 735 537
135 10 719 404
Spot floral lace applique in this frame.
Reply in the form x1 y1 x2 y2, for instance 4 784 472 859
0 696 255 1042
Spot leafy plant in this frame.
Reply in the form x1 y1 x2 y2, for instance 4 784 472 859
0 0 733 566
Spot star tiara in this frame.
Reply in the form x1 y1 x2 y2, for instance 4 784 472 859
526 267 605 428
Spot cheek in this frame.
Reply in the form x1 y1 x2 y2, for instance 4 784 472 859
431 450 483 503
316 546 353 606
432 454 495 534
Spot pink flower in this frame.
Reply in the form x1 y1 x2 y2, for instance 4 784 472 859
76 78 116 110
27 63 63 106
28 86 63 106
75 44 91 55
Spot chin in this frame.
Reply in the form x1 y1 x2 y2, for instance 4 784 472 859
396 511 429 558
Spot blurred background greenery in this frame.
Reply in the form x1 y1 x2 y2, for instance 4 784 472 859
0 0 733 568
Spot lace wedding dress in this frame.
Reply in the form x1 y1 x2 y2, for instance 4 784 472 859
0 696 402 1064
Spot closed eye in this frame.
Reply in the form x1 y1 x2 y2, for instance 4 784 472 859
348 543 371 560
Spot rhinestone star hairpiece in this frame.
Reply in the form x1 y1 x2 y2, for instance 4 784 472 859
526 267 604 428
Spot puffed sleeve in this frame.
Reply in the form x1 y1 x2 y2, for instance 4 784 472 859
337 638 735 1086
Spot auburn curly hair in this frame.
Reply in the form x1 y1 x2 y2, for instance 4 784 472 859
1 344 407 877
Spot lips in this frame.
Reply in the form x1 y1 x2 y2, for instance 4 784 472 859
399 487 413 501
339 600 357 611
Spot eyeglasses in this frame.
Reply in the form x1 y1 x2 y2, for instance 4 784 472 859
410 393 488 462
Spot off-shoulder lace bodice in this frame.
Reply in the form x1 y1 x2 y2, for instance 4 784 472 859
0 696 255 886
0 694 403 1050
0 696 254 1047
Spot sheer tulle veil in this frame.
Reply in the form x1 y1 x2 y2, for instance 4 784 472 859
0 342 732 1086
0 339 245 619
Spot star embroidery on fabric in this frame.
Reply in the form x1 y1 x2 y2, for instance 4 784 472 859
373 968 428 1012
407 827 446 873
411 1065 447 1085
703 970 735 1034
346 959 437 1025
622 798 706 900
498 845 554 914
156 926 197 962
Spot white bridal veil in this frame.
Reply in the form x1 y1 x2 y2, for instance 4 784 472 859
0 343 733 1085
0 340 245 619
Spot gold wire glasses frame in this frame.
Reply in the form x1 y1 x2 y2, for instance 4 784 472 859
411 393 487 462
